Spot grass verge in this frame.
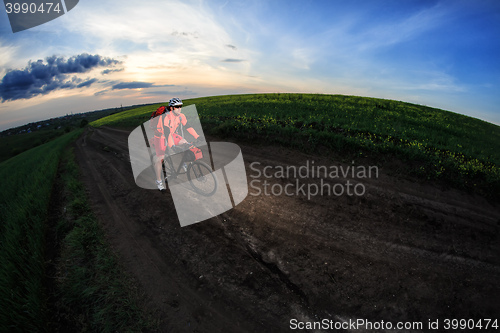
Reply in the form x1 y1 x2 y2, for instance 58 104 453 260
49 146 154 332
0 130 154 332
0 130 82 331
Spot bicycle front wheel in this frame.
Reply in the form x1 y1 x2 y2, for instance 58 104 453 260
187 161 218 196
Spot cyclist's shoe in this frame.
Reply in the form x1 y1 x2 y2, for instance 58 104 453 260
156 180 166 191
182 163 188 172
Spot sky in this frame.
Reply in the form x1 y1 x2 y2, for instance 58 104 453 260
0 0 499 131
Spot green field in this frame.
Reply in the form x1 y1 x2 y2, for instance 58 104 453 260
92 93 500 200
0 103 153 163
0 131 150 331
0 130 82 331
0 129 67 163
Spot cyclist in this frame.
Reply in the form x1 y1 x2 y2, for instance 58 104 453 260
163 98 200 149
152 97 200 191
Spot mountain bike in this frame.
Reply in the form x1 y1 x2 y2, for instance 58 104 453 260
163 142 218 196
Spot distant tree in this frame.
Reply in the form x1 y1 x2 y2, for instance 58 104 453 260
80 119 89 128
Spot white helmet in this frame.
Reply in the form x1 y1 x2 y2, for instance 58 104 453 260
168 97 183 107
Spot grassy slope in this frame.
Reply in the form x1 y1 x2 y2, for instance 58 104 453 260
0 129 151 331
0 130 82 331
91 93 500 200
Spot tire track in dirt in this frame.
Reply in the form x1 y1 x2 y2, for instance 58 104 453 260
75 129 263 332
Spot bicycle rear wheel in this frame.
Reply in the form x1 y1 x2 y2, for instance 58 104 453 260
187 161 218 196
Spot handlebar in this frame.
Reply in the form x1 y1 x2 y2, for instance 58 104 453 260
168 138 205 155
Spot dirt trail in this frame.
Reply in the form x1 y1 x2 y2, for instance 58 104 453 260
74 126 500 332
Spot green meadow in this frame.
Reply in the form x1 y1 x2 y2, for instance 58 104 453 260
0 130 82 331
0 132 150 331
0 129 66 163
93 93 500 200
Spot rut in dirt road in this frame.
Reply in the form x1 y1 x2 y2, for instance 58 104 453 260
74 126 500 332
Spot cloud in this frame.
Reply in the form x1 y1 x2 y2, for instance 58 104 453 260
94 89 109 96
139 89 198 96
401 70 466 93
112 81 154 90
221 59 245 63
353 4 450 51
0 42 18 74
77 78 98 88
60 0 250 73
0 53 121 102
46 53 120 73
111 81 176 90
101 68 124 75
171 30 200 39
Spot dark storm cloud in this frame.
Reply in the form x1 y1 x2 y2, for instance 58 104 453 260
111 82 176 90
0 53 121 102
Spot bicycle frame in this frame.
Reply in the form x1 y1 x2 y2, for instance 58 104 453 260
162 145 194 178
161 142 218 198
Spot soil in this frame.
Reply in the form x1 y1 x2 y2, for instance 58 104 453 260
73 126 500 332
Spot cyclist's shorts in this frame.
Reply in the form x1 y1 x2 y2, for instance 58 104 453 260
172 133 183 146
153 135 166 156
